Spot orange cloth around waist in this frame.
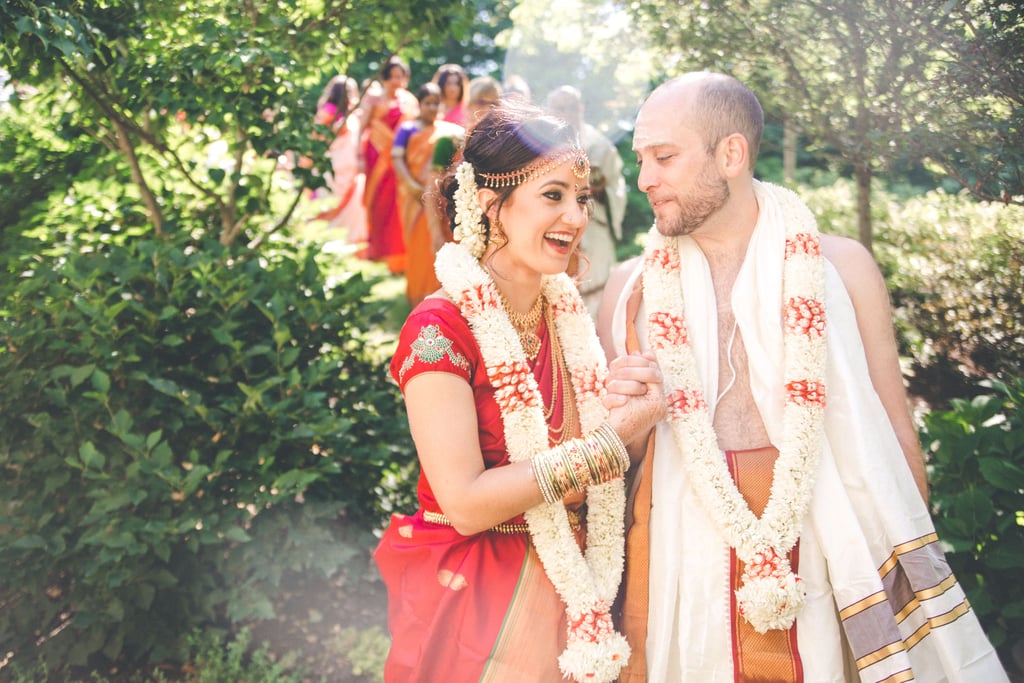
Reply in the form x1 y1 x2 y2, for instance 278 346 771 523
726 446 804 683
619 445 804 682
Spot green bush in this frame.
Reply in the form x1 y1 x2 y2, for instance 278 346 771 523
801 181 1024 405
922 378 1024 676
880 190 1024 394
153 628 309 683
329 626 390 683
3 627 310 683
0 234 412 678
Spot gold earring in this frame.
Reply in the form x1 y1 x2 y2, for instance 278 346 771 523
489 219 507 249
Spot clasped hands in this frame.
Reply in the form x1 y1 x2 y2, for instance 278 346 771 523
603 351 667 462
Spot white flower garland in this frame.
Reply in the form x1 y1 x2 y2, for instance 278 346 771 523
435 236 630 682
452 162 487 258
642 184 827 633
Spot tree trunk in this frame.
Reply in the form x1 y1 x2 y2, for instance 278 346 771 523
113 119 164 236
854 159 873 252
783 117 797 184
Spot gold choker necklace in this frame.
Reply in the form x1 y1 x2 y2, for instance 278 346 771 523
500 292 544 359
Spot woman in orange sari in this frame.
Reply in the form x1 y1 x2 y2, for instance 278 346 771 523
376 102 665 682
360 57 418 273
392 83 464 307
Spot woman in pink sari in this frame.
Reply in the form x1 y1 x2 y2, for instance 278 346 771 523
433 63 468 126
313 75 368 244
360 57 418 273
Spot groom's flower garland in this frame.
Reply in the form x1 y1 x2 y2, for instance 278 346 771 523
642 185 828 633
433 163 629 682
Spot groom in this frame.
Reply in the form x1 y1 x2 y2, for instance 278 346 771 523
598 71 1007 682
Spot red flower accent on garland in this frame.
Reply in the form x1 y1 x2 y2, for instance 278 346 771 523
644 246 680 272
667 388 707 418
785 232 821 258
784 296 826 339
786 380 826 407
489 361 540 411
457 283 500 317
549 291 587 317
567 606 616 644
743 547 783 580
648 311 689 349
572 365 608 400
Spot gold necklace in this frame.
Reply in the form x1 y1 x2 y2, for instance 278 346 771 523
499 291 544 360
543 302 579 444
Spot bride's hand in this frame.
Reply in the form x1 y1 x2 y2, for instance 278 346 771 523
603 351 666 447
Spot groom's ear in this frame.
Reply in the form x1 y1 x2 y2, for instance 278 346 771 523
716 132 750 179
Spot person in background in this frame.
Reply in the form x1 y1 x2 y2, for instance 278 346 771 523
375 100 665 682
430 76 502 176
432 63 468 126
359 56 418 273
598 70 1008 683
422 76 504 264
312 74 368 245
392 82 464 307
546 85 627 318
502 74 532 103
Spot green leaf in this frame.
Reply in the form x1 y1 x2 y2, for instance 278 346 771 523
145 430 164 450
91 368 111 395
978 457 1024 492
150 441 173 467
12 534 47 549
954 489 994 528
106 597 125 621
86 490 134 516
110 409 134 434
70 363 96 388
79 441 106 470
986 541 1024 570
1002 601 1024 619
147 377 183 396
273 326 292 346
272 469 319 492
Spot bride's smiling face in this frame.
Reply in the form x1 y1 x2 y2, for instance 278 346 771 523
485 162 591 279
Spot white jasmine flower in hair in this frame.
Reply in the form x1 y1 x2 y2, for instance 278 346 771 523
453 162 486 259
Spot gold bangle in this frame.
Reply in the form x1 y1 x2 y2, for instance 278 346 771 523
533 423 631 504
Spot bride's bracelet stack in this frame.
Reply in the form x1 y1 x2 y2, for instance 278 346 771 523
532 422 630 504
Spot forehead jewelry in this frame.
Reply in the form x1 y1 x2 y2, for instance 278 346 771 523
480 146 591 189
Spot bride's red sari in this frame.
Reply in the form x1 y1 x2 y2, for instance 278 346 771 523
377 298 577 682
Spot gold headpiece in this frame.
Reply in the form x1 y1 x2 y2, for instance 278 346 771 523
480 146 591 189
